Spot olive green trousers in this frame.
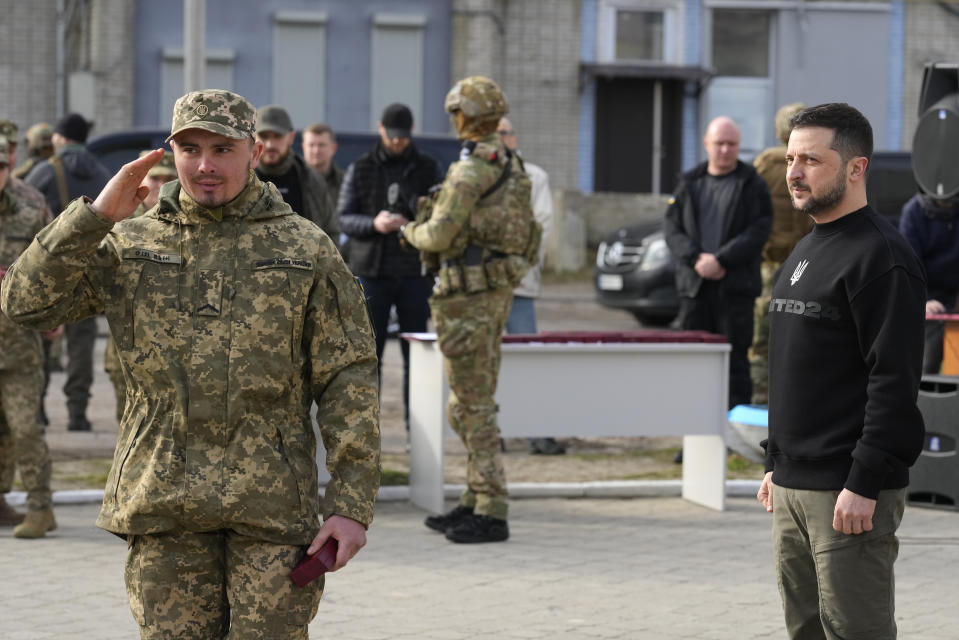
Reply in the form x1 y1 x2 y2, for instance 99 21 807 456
772 484 904 640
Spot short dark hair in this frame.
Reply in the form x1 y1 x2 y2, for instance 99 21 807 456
304 122 335 141
790 102 873 165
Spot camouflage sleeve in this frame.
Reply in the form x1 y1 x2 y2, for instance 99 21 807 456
402 160 489 253
0 197 113 330
306 243 381 527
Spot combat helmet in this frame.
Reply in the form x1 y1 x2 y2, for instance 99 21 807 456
444 76 508 122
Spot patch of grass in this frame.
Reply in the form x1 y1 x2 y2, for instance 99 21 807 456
541 265 594 284
727 453 764 479
380 468 409 486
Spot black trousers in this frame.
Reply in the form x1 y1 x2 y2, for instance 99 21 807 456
678 283 754 409
63 316 97 419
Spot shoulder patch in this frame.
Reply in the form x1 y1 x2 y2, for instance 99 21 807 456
252 257 314 271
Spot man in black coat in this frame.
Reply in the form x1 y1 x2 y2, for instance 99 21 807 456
664 116 772 408
254 105 337 238
337 103 443 428
25 113 112 432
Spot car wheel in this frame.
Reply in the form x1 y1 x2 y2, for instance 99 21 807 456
631 311 674 327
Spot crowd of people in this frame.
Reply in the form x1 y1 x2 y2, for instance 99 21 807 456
0 78 939 638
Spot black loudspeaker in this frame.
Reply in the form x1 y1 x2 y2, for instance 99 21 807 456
912 62 959 199
907 375 959 509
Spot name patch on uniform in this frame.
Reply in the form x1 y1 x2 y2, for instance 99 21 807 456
253 257 314 271
124 248 182 264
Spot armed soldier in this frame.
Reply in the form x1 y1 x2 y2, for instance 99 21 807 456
402 76 541 543
2 90 380 637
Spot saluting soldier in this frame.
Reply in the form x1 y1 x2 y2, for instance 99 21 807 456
1 90 381 638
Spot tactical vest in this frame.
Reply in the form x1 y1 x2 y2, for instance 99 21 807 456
420 142 542 295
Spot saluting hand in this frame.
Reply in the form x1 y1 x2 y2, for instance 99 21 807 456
91 148 166 222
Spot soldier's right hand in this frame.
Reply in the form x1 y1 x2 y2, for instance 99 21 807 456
91 148 166 222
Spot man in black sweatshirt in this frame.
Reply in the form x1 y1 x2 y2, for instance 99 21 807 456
757 103 926 639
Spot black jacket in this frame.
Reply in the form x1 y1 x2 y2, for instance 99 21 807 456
337 141 442 278
765 206 926 498
664 160 772 298
255 152 338 238
26 144 112 216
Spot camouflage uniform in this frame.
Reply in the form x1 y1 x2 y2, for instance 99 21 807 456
0 136 54 518
104 150 177 424
0 120 55 515
749 103 812 404
403 77 539 529
1 91 380 637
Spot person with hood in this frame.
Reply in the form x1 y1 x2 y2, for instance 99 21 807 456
25 112 112 432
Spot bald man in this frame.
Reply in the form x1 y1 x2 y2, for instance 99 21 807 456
664 116 772 409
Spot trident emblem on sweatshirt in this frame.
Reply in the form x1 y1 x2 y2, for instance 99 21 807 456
790 259 809 286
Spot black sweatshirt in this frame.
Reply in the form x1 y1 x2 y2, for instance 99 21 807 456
765 205 926 499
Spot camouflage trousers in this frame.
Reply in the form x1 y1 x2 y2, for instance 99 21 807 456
430 286 513 521
125 529 323 639
0 367 52 510
749 260 780 405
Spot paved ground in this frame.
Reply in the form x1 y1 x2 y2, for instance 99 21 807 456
5 280 959 638
3 498 959 639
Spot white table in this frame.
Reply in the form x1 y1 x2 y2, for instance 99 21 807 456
404 332 731 512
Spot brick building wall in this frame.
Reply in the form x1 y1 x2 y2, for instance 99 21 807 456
89 0 134 135
451 0 582 190
0 0 133 150
0 0 59 139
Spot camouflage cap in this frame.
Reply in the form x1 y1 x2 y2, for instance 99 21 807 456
0 136 9 166
139 149 177 178
0 119 17 143
166 89 256 143
25 122 53 152
444 76 508 121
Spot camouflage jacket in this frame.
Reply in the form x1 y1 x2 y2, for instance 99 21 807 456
0 176 380 544
0 187 49 370
402 133 527 260
753 145 812 264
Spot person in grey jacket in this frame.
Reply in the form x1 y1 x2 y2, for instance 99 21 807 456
25 112 111 432
664 116 772 409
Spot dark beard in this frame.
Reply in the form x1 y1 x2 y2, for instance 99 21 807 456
790 170 846 216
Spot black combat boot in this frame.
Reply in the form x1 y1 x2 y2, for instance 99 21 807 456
67 415 92 431
424 505 473 533
445 514 509 543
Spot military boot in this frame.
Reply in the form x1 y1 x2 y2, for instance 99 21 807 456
0 497 25 526
424 505 473 533
445 514 509 543
13 508 57 539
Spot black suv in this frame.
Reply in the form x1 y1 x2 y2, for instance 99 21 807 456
88 127 461 174
594 151 917 326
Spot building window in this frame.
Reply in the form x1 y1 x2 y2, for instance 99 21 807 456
160 49 235 125
615 9 665 61
711 9 770 77
597 1 680 64
272 11 328 128
371 13 426 130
